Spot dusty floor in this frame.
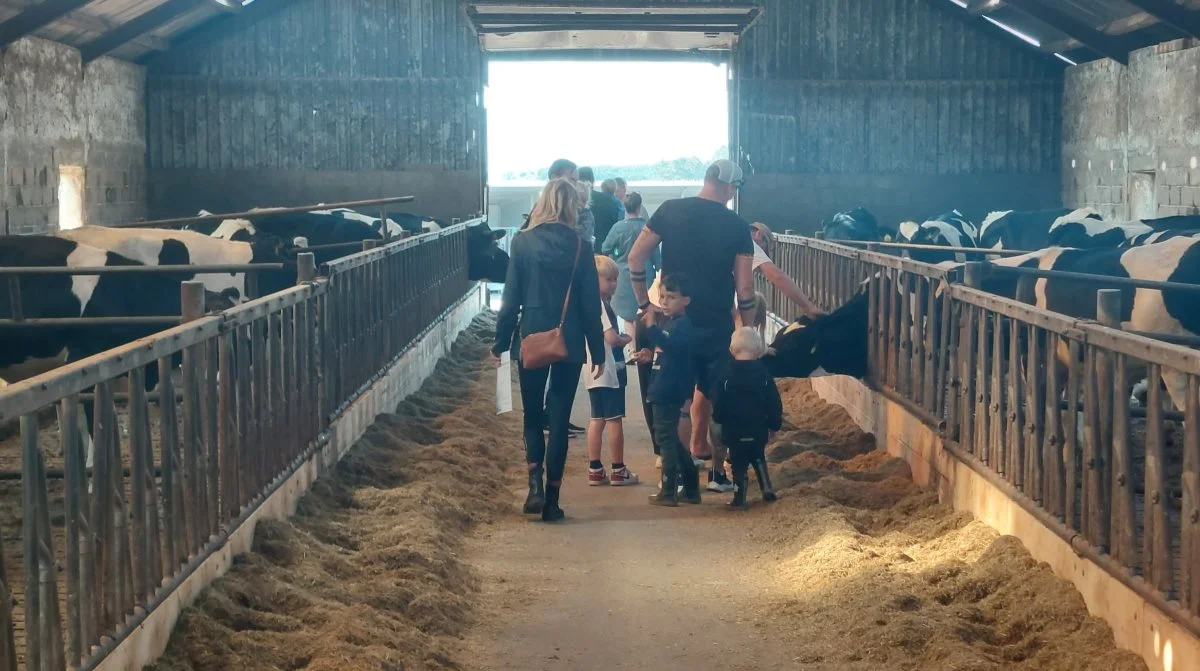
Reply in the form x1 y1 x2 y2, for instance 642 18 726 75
151 313 1146 670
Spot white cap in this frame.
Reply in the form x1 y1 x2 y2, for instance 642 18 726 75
707 159 744 185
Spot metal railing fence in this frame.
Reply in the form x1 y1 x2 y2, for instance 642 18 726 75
763 235 1200 637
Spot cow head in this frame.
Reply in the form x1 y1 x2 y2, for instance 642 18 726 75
764 292 869 379
821 207 882 242
467 221 509 282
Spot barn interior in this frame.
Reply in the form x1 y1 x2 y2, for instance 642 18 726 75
1 0 1195 236
3 1 1200 670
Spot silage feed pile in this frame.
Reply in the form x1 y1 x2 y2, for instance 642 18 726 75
152 313 524 671
749 378 1146 670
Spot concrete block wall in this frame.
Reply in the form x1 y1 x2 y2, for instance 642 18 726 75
1063 39 1200 220
0 37 146 235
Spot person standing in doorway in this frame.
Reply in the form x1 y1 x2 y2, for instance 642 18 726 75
493 178 606 523
580 166 621 253
627 159 759 495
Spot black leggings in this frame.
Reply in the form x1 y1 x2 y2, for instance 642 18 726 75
519 361 583 483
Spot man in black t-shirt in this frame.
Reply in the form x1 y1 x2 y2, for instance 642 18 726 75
628 159 758 495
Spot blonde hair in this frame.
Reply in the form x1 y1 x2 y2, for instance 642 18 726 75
526 178 580 230
575 180 591 207
594 254 618 281
730 327 765 359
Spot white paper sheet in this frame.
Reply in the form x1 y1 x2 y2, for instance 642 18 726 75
496 351 513 415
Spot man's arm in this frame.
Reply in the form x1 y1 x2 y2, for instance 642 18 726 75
734 254 757 327
759 261 824 318
627 227 662 310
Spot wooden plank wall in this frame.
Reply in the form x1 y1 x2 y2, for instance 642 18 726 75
730 0 1065 230
144 0 484 220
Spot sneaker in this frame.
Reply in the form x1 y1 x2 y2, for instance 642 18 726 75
692 456 707 468
588 467 610 486
610 466 639 486
706 471 736 493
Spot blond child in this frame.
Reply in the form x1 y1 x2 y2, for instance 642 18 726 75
586 255 639 486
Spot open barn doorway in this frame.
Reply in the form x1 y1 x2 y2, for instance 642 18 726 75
484 59 731 226
464 2 759 308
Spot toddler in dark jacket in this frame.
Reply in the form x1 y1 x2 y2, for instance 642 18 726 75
711 327 783 509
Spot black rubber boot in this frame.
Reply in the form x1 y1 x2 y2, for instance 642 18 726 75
650 472 679 507
752 458 777 502
523 466 545 515
729 462 749 510
542 484 565 522
679 459 702 505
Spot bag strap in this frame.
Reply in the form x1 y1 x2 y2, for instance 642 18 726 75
557 235 582 329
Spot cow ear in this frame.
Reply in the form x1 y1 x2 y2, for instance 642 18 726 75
490 229 506 241
883 234 893 241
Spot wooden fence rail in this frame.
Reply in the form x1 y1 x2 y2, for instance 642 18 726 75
0 221 474 670
762 235 1200 638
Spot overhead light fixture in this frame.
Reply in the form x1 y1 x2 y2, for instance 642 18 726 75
1054 53 1078 65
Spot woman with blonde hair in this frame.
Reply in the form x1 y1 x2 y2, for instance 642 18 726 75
493 178 606 522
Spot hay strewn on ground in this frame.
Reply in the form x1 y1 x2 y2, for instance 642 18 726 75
151 313 521 671
747 378 1146 670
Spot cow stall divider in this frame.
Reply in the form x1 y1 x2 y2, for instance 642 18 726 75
0 221 473 670
760 234 1200 650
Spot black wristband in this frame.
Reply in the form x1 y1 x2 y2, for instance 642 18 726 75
639 301 651 310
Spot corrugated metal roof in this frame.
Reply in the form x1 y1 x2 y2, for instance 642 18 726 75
0 0 246 63
2 0 1196 67
948 0 1200 65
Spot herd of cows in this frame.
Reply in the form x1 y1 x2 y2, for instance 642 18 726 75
0 208 510 389
766 205 1200 419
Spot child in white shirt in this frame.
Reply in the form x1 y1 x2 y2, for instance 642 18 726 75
586 255 639 486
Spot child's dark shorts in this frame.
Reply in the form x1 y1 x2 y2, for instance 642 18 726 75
588 387 626 421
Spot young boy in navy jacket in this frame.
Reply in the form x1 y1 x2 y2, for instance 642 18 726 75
637 273 704 507
711 327 782 509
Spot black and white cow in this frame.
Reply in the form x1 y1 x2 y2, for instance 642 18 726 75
897 210 979 263
56 226 296 304
0 236 230 384
977 208 1102 251
1122 228 1200 248
1049 214 1200 250
465 220 510 282
310 207 447 238
820 207 897 242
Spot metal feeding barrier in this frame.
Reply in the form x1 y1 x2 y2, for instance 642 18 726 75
0 221 474 670
112 195 417 230
761 234 1200 638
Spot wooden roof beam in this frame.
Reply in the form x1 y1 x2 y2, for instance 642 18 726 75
78 0 207 64
1003 0 1131 64
0 0 97 48
1122 0 1200 39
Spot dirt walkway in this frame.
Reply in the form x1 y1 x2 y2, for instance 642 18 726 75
460 377 798 669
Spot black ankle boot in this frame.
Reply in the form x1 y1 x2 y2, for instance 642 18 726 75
679 460 702 505
729 463 749 509
523 466 545 515
650 472 679 507
752 458 777 502
542 484 565 522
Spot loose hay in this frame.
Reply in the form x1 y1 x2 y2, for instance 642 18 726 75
750 378 1146 670
151 313 522 671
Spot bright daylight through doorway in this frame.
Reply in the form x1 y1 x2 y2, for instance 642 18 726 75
484 59 729 220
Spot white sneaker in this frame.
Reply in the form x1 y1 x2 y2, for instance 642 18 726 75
692 457 706 468
610 466 639 486
706 471 736 493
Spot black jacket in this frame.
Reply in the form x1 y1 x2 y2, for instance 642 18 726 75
493 222 605 365
589 191 622 253
711 359 783 444
643 314 705 405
